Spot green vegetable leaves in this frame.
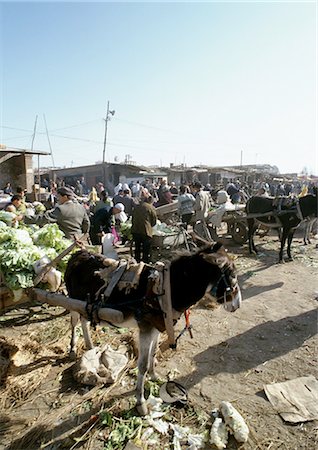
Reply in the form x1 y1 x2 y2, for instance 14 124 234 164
0 223 73 291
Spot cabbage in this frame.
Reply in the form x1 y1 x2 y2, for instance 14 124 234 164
5 271 35 290
0 221 7 228
152 221 179 236
32 201 46 213
20 223 40 235
120 220 132 241
32 223 65 246
0 210 16 225
0 227 33 248
0 224 73 291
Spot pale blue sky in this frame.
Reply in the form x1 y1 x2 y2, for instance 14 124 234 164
1 1 317 174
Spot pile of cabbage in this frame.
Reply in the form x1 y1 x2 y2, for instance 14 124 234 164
0 222 73 292
0 210 17 227
152 221 179 236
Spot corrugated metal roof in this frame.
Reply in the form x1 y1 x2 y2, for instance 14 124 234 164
0 146 50 156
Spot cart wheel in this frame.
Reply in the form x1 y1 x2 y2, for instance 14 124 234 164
231 221 248 244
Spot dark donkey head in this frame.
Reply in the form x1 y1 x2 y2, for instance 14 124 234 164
170 242 241 313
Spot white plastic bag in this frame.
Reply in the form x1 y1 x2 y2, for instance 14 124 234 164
101 233 119 260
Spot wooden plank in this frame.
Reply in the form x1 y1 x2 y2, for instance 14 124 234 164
160 263 176 348
104 262 127 297
0 152 16 164
31 288 124 324
0 287 29 311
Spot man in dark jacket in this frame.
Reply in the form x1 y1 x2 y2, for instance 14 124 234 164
131 196 157 263
156 180 173 206
89 203 125 245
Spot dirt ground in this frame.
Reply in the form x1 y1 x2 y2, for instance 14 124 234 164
0 228 317 450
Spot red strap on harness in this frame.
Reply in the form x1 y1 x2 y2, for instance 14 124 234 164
184 309 193 339
176 309 194 344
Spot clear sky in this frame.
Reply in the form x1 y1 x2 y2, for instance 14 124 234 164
1 1 317 175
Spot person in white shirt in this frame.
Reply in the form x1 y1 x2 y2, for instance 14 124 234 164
192 182 211 222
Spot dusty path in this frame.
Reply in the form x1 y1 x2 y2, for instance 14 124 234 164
0 232 317 449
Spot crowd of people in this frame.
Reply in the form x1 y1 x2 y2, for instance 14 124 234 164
1 176 317 263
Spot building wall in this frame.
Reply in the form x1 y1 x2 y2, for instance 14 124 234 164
0 154 34 192
50 163 159 195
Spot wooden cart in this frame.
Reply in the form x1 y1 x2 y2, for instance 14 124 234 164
155 201 178 224
208 209 269 245
0 240 80 313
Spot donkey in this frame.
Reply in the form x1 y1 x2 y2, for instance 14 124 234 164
246 193 317 262
303 217 317 245
64 243 242 415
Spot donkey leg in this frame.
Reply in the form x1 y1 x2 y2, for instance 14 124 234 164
70 311 80 359
80 316 94 350
148 329 160 381
247 219 257 254
279 228 288 262
136 325 158 415
286 229 296 260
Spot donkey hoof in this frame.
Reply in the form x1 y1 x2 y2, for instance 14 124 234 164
69 350 77 360
136 402 148 416
148 372 159 382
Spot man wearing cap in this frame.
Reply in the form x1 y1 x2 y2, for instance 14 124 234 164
89 203 126 246
26 186 90 239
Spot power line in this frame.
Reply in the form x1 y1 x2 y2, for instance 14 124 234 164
50 119 102 132
1 125 33 132
50 133 103 144
1 119 101 133
113 117 184 135
4 135 33 141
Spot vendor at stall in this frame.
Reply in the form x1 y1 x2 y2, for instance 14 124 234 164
5 194 24 224
25 187 90 239
89 203 127 259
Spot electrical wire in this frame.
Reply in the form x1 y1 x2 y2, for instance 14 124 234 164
3 135 33 141
50 119 102 132
113 117 183 135
1 125 33 132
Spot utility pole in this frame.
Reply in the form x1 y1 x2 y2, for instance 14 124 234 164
240 149 243 167
43 114 55 167
102 101 115 184
31 115 39 201
31 115 38 151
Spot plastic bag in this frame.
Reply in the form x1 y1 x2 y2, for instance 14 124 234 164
111 226 120 244
102 233 119 260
